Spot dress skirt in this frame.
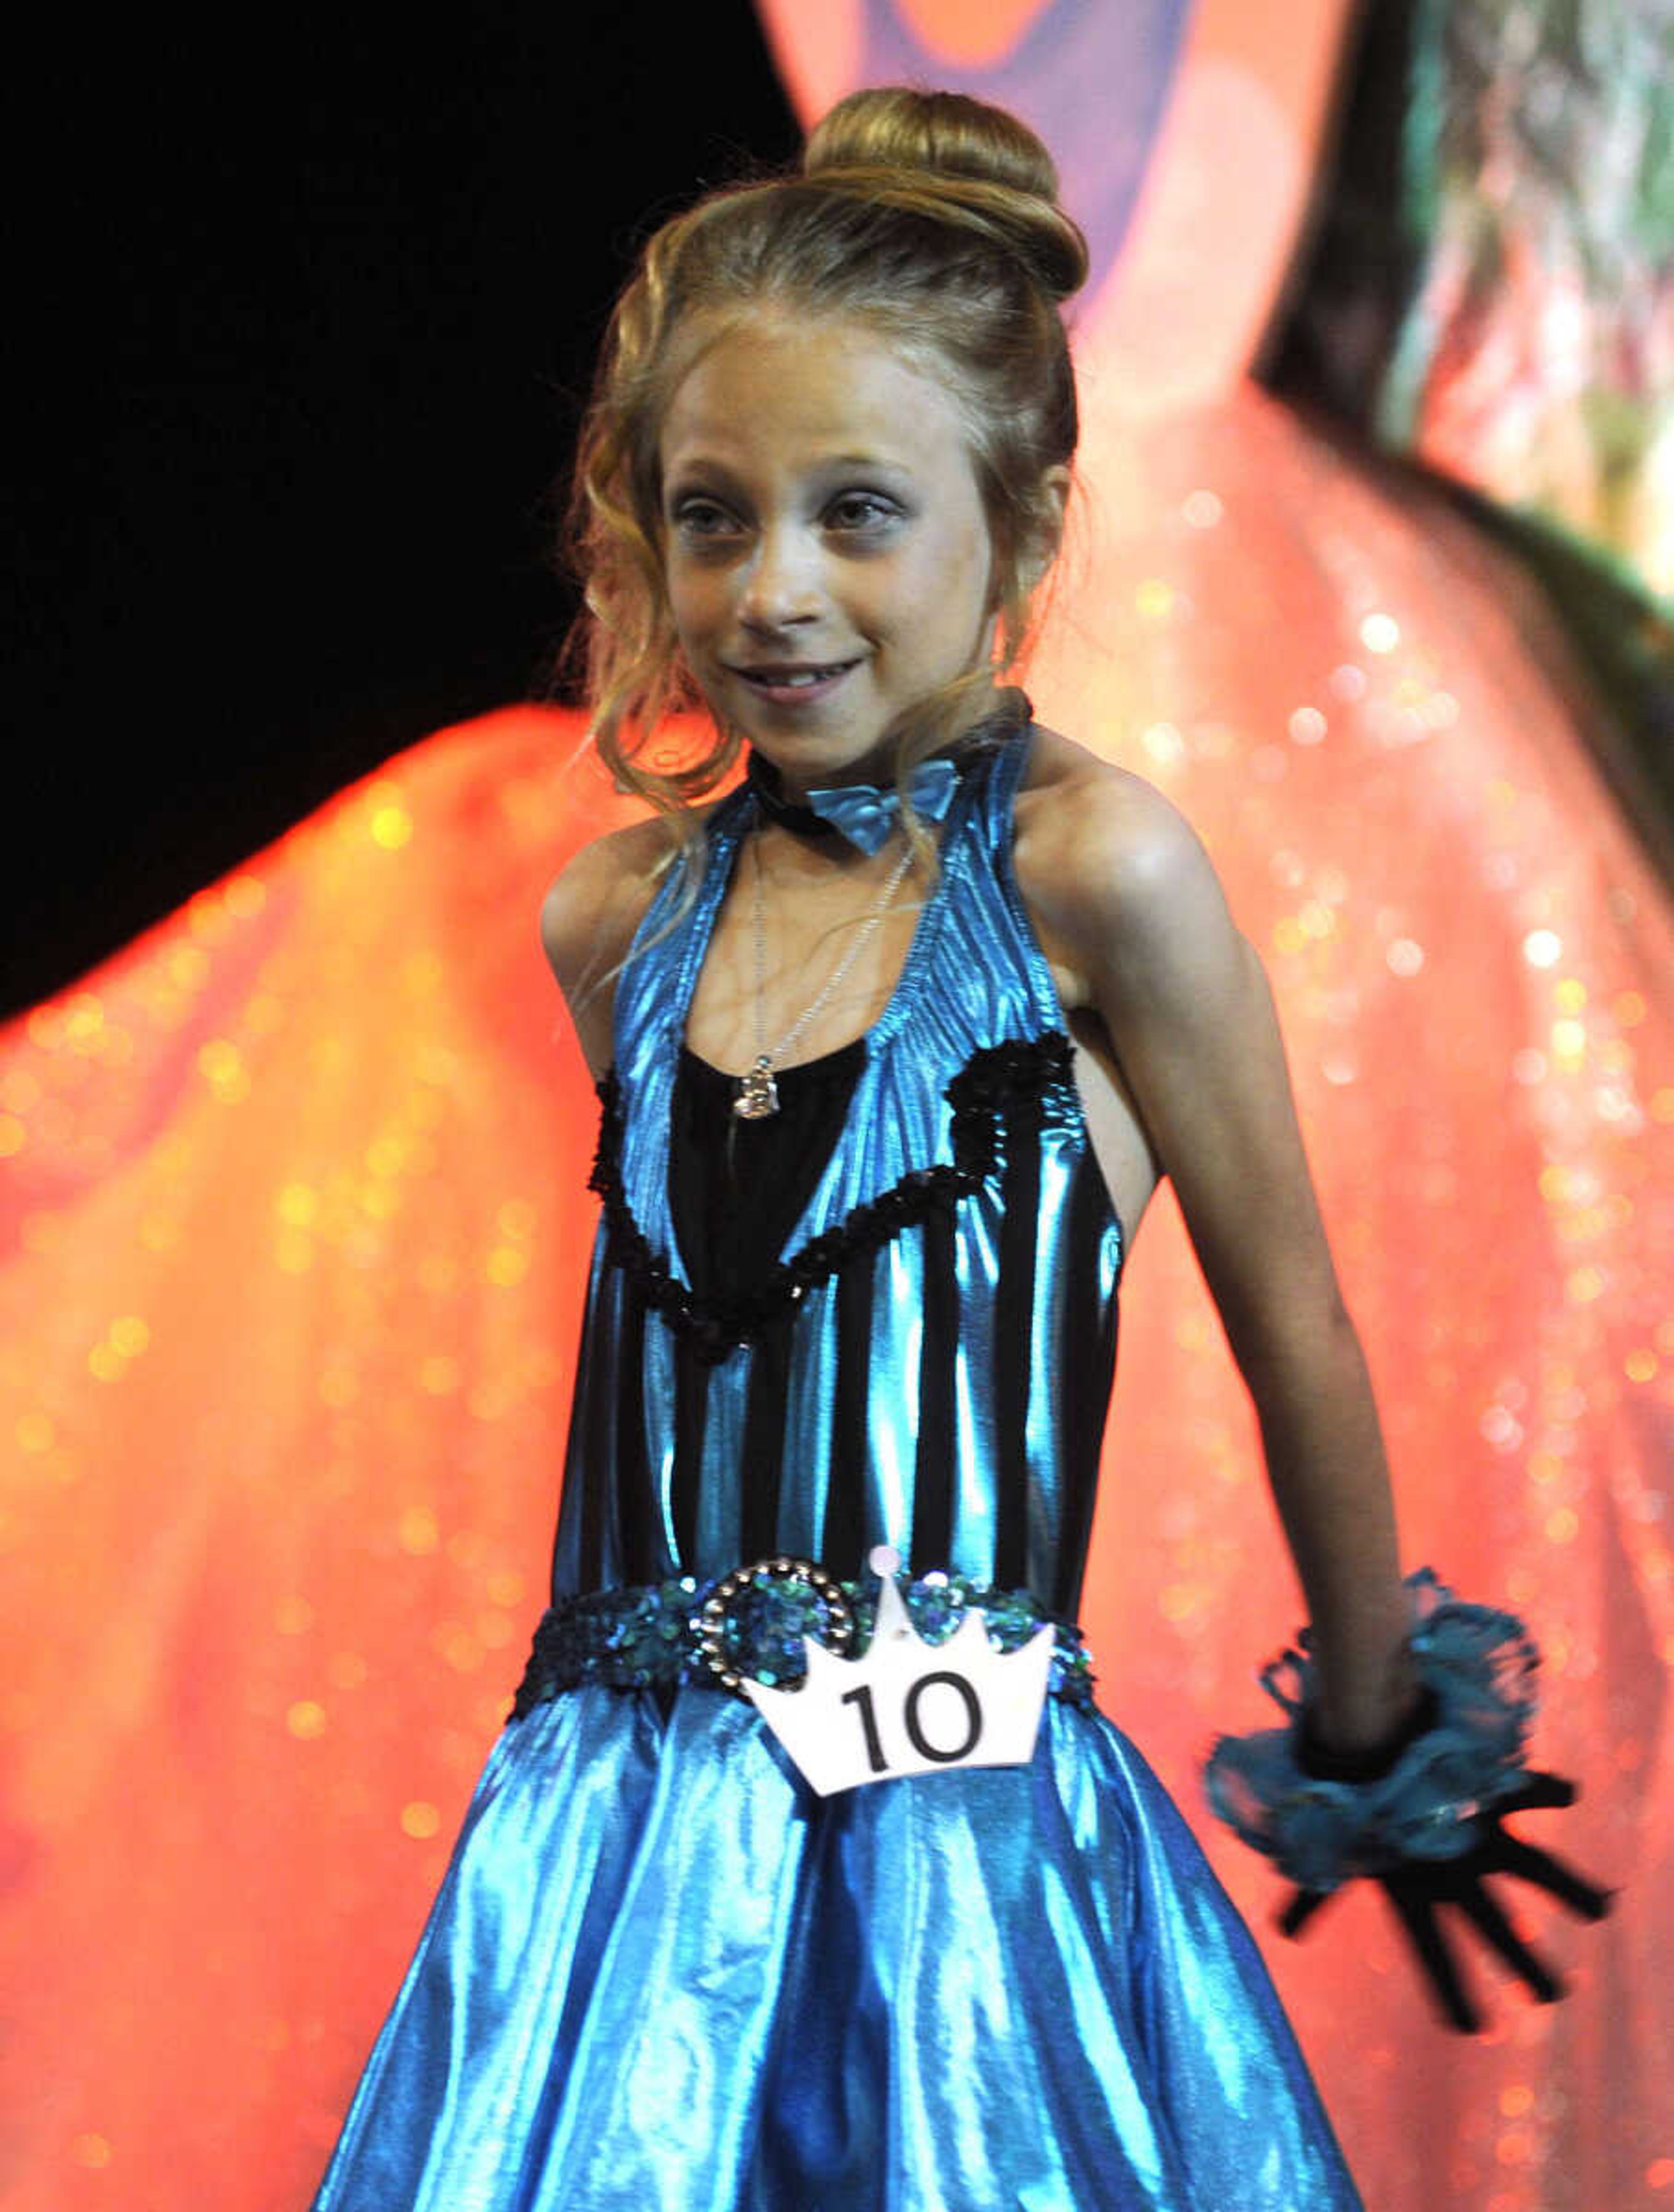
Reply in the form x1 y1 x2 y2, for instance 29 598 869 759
309 1686 1361 2211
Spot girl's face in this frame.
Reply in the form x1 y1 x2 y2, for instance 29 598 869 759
657 314 998 795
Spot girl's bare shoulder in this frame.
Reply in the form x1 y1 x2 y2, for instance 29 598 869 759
1013 726 1220 953
539 808 727 1081
538 814 680 998
541 818 654 973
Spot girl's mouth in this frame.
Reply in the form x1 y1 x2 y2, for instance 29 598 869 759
729 659 861 705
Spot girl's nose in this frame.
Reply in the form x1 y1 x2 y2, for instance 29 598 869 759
738 527 822 630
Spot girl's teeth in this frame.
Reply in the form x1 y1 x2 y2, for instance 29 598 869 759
753 664 847 686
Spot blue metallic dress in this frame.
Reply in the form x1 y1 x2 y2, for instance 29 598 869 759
310 730 1361 2212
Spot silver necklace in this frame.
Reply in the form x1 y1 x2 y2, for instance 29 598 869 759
733 828 917 1121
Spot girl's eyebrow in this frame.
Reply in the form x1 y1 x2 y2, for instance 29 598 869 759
824 451 912 472
663 457 744 496
666 450 916 489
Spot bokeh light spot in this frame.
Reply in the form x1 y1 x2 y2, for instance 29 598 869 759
432 1621 483 1672
371 803 413 851
1141 721 1184 766
497 1199 537 1241
109 1316 150 1357
366 1136 407 1180
399 1505 439 1555
1480 1406 1522 1450
197 1040 243 1087
224 873 266 917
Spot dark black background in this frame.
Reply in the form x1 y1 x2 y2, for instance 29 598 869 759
7 7 799 1013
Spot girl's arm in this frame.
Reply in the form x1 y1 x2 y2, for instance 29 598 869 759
539 821 673 1081
1020 768 1420 1753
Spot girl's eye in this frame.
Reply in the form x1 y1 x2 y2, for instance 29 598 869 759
825 493 898 533
670 498 737 539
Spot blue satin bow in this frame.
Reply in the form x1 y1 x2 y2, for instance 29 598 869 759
802 759 961 854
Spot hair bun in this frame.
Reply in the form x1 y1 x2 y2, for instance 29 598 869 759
802 87 1088 305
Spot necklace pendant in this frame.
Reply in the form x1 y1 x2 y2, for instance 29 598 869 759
734 1057 780 1121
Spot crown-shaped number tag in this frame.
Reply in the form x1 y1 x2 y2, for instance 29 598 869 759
741 1547 1055 1796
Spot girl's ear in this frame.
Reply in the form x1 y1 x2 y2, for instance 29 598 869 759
1007 466 1071 603
1024 466 1072 589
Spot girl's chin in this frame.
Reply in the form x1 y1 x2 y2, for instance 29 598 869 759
745 736 900 793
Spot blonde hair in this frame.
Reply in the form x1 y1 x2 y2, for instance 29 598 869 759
569 87 1089 878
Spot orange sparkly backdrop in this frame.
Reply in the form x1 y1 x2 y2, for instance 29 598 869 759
4 3 1672 2209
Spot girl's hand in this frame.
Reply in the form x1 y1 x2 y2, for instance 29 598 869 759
1279 1772 1614 2033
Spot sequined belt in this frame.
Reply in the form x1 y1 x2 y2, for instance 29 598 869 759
510 1557 1096 1718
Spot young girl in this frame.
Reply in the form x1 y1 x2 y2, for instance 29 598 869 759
309 87 1603 2212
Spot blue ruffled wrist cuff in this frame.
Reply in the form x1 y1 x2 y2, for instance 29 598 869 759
1203 1568 1540 1894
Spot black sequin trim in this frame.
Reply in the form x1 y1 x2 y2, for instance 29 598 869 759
591 1032 1079 1365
